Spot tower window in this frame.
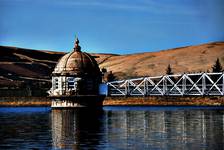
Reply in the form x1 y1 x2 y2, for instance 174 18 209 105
54 78 59 89
67 77 75 89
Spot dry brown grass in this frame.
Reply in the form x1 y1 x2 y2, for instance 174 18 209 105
103 96 224 106
1 42 223 84
98 42 224 79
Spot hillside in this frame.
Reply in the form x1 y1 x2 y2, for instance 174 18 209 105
0 41 224 88
0 46 116 88
99 42 224 79
0 46 63 87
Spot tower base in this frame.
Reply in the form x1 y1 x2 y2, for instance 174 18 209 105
50 95 105 108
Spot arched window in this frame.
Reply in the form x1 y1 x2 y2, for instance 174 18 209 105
54 78 59 89
67 77 75 89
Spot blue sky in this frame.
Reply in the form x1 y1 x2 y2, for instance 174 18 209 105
0 0 224 54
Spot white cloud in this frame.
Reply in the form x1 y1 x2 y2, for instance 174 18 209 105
0 0 202 16
55 0 201 16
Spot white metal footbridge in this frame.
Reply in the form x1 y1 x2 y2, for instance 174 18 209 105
107 72 224 96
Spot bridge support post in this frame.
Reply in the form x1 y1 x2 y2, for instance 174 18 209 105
125 80 129 96
222 72 224 95
202 73 206 95
144 79 148 96
182 74 186 95
163 76 167 95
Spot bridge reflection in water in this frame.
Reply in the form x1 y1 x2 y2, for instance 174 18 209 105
51 108 224 150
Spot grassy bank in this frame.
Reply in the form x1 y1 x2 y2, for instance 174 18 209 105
103 96 224 106
0 97 51 107
0 96 224 107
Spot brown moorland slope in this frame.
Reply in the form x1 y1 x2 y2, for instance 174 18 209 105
0 46 117 87
100 42 224 79
0 46 64 87
0 41 224 87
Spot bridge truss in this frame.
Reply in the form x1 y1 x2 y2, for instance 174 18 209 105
107 72 224 96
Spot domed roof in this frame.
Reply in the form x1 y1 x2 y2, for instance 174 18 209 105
53 38 101 76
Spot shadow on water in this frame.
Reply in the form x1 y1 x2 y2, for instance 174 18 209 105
51 108 104 150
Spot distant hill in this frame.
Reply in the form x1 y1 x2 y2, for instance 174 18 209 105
0 46 64 87
0 46 116 87
99 42 224 79
0 41 224 88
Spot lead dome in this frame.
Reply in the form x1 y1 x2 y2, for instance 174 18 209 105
53 38 101 76
49 38 102 96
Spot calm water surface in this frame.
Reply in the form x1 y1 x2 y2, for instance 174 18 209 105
0 106 224 150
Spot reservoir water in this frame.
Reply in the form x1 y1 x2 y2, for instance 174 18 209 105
0 106 224 150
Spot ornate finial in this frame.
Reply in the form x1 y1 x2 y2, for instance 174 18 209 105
73 36 81 52
75 37 79 44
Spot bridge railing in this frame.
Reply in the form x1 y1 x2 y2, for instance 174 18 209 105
107 72 224 96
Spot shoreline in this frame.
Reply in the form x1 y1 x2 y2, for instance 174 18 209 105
0 96 224 107
103 96 224 106
0 97 51 107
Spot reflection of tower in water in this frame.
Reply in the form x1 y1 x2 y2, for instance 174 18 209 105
51 109 103 149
